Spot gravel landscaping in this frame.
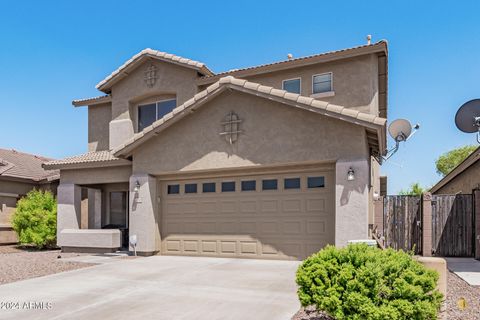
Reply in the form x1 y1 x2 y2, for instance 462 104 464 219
0 245 95 284
292 271 480 320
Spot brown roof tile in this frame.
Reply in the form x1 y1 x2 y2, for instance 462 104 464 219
43 150 130 170
0 149 59 182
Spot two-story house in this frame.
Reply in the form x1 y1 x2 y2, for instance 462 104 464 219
44 40 388 259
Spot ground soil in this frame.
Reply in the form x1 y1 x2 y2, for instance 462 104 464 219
0 245 94 284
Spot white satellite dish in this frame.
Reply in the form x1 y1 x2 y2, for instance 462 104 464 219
380 118 419 162
455 99 480 142
388 119 412 142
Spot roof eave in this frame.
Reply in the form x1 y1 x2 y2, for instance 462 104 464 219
72 95 112 107
42 158 132 171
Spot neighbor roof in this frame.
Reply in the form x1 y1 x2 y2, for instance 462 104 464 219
43 150 131 170
0 149 59 182
96 48 214 93
113 76 387 158
430 147 480 194
197 40 388 85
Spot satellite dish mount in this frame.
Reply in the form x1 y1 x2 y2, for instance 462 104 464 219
378 118 420 163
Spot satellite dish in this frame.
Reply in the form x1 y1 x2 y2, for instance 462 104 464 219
455 99 480 133
388 119 413 142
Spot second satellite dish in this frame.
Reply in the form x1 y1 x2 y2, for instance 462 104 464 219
455 99 480 133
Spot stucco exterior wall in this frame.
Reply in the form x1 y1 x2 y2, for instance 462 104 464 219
60 166 132 185
434 160 480 194
132 90 370 175
108 60 199 149
88 103 111 152
200 54 379 116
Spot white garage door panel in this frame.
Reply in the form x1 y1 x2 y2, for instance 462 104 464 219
160 170 334 260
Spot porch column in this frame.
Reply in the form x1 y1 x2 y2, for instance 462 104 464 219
57 183 82 241
87 188 102 229
335 158 369 247
129 173 159 255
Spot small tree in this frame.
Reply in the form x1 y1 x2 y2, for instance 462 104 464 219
11 189 57 249
435 145 477 176
399 182 425 196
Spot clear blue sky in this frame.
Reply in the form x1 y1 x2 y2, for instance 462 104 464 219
1 1 479 193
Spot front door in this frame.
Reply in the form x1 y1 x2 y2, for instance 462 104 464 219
109 191 129 248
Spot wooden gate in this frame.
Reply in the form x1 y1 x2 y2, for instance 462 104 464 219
432 194 474 257
383 195 422 254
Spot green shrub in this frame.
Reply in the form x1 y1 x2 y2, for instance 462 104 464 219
11 189 57 249
296 244 443 320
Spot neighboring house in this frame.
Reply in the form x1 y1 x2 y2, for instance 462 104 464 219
0 149 59 244
44 40 388 259
430 146 480 195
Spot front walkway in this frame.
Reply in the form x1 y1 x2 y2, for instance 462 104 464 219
0 256 300 320
445 257 480 286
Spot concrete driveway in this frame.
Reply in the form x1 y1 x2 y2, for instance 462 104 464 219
0 256 301 320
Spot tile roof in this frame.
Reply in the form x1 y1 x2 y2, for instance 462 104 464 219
0 149 59 182
43 150 131 170
96 48 214 92
72 95 111 107
197 40 388 85
113 76 387 157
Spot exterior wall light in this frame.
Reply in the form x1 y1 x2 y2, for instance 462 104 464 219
347 168 355 181
133 180 140 193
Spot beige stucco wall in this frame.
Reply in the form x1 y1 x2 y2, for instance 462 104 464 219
60 166 132 185
200 54 379 116
434 160 480 194
88 103 111 152
108 60 199 149
132 90 370 175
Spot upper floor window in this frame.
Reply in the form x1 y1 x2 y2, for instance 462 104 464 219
138 99 176 132
282 78 301 94
312 73 333 95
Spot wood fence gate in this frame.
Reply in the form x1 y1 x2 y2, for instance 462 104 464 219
383 195 422 254
431 194 474 257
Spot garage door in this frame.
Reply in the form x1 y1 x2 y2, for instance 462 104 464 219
159 169 334 260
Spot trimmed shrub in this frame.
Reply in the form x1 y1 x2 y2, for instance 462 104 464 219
11 189 57 249
296 244 443 320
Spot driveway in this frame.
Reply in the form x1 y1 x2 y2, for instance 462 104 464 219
0 256 301 320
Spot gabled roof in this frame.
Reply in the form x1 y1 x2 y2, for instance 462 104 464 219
43 150 131 170
0 149 59 182
197 40 388 86
96 49 214 93
430 147 480 194
113 76 387 158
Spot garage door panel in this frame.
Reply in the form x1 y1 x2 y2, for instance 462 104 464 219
161 168 334 260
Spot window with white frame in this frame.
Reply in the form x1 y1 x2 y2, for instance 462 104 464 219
138 99 176 131
312 73 332 94
282 78 301 94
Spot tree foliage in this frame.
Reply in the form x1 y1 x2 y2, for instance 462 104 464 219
435 145 477 176
11 189 57 249
398 183 425 196
296 244 443 320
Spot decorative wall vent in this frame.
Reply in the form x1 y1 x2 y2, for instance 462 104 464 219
220 111 242 144
144 64 157 88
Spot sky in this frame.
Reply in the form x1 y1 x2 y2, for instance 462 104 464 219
0 1 479 194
